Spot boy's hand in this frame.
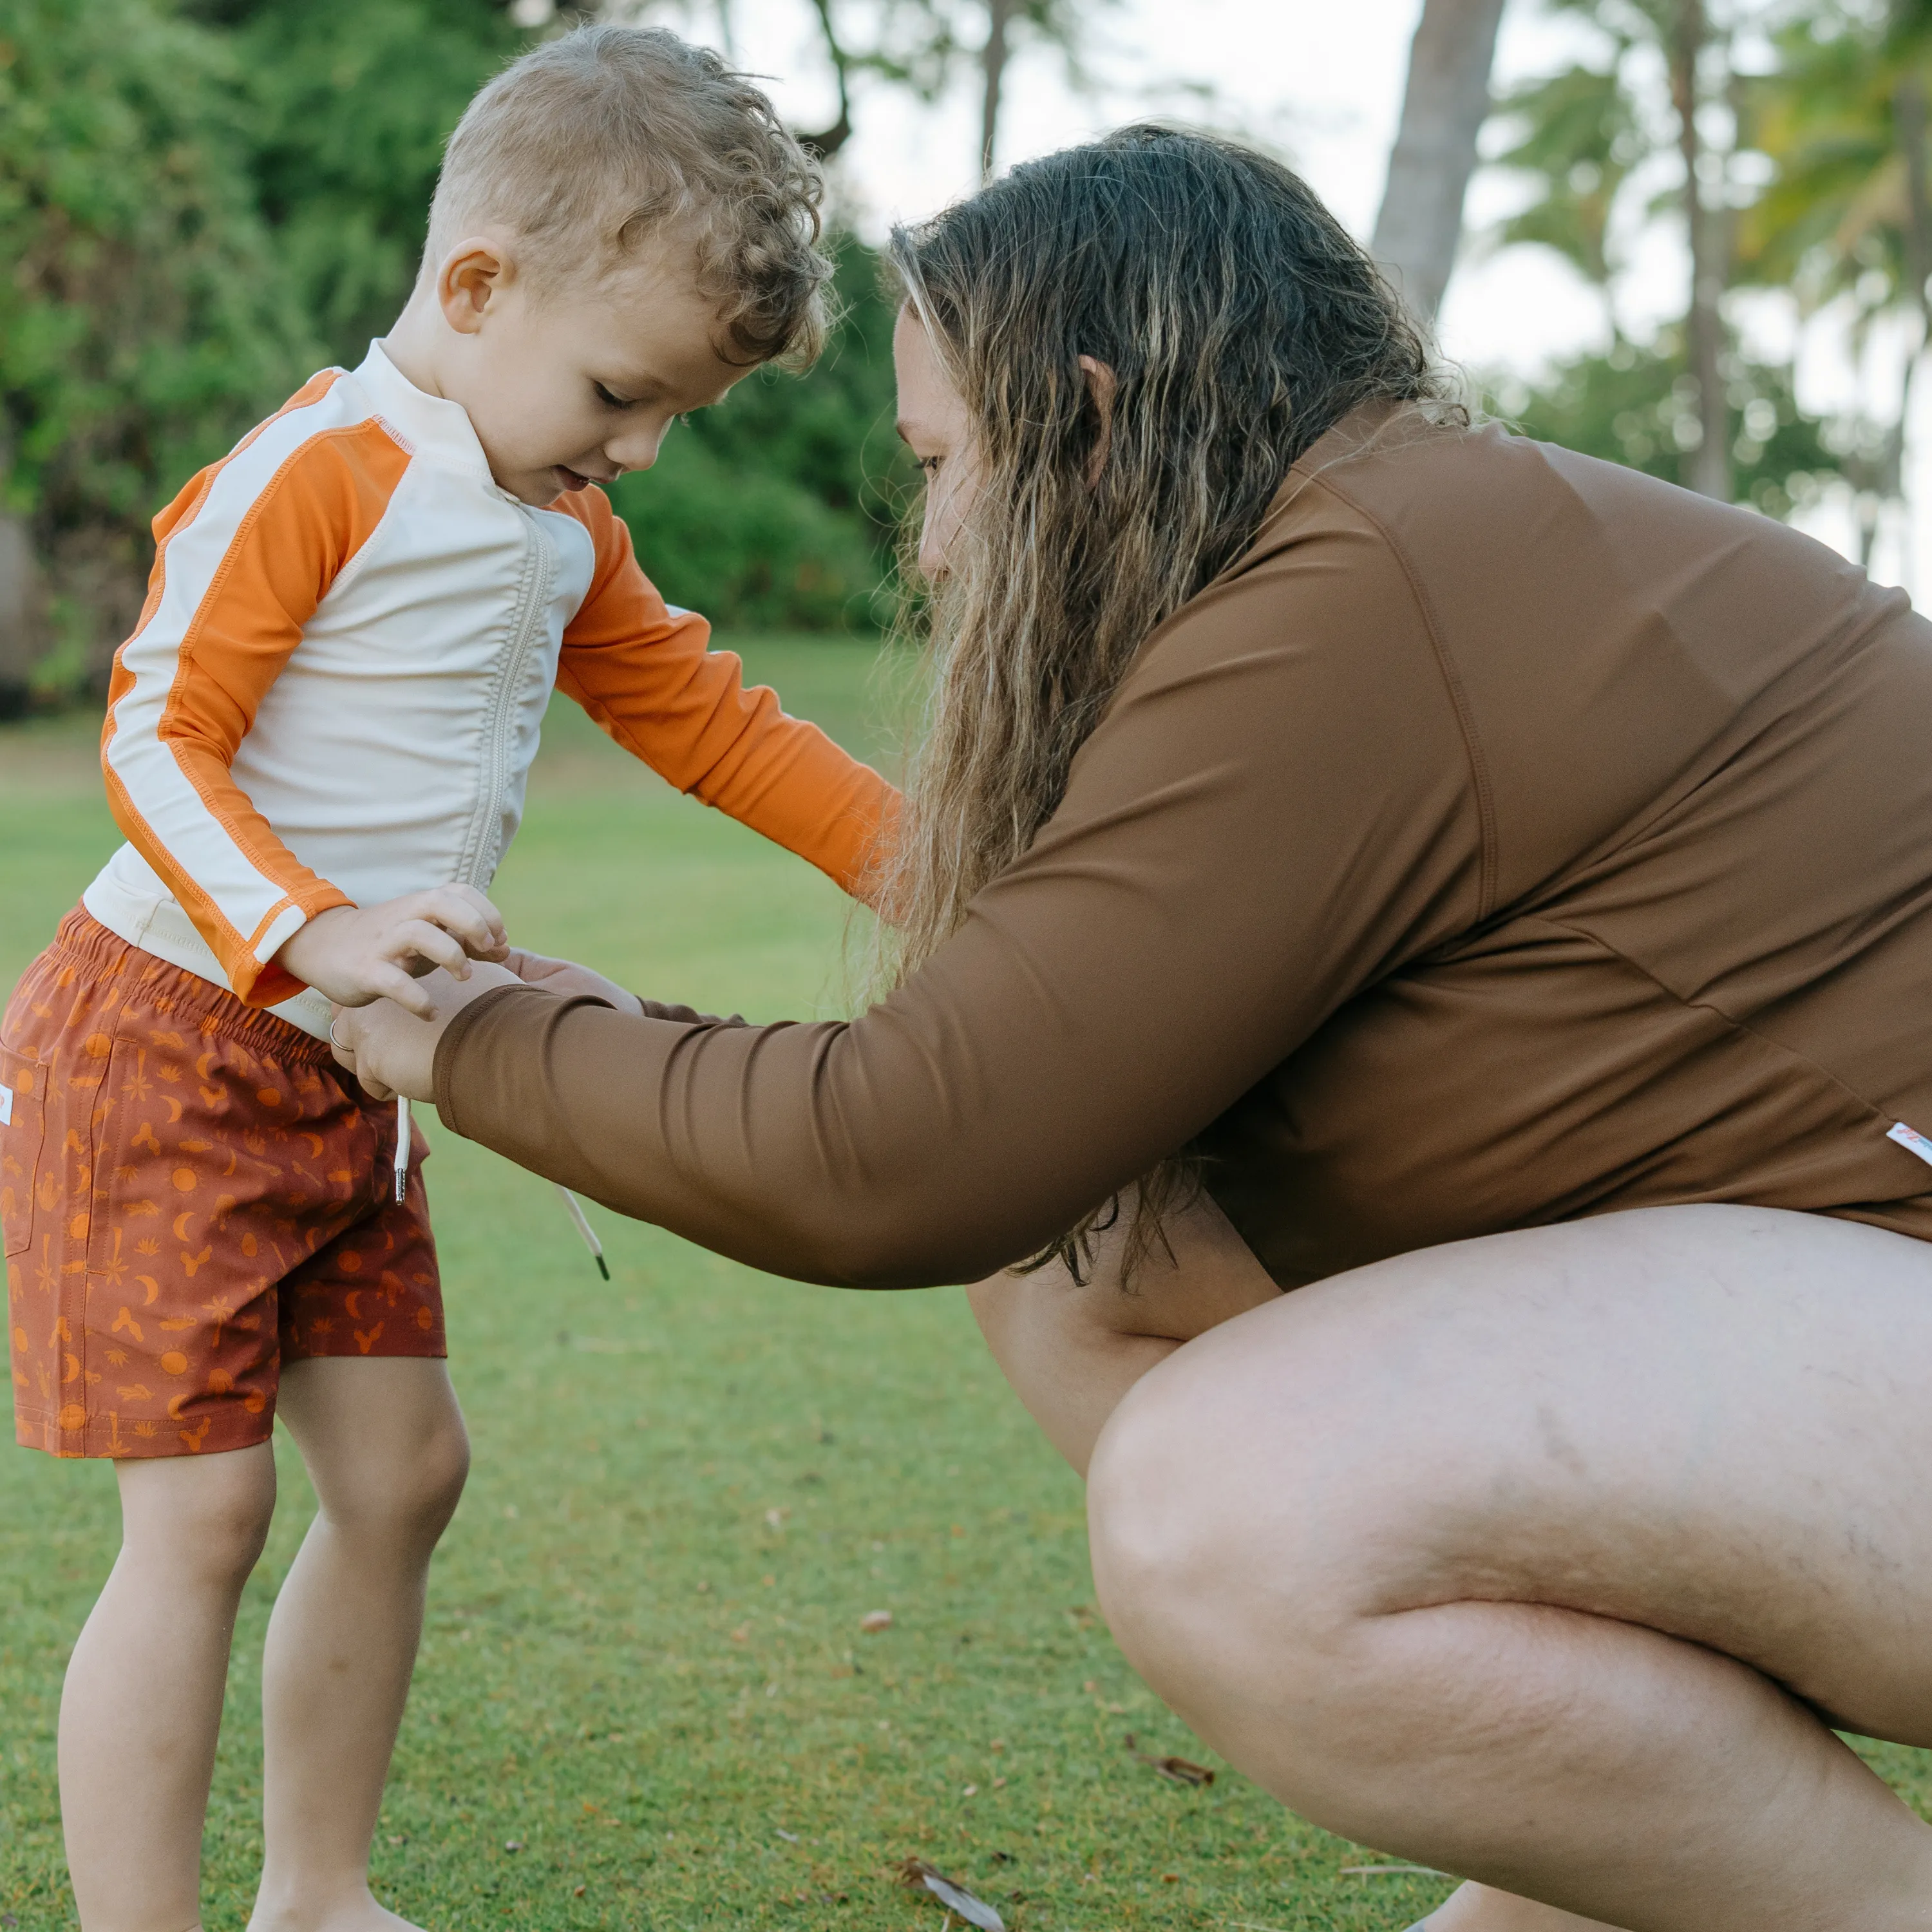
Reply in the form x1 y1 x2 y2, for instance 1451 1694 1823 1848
277 886 509 1019
504 948 647 1018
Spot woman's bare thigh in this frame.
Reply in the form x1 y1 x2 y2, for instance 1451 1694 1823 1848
1097 1204 1932 1743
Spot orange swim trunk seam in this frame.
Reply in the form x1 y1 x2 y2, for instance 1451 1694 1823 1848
2 909 444 1460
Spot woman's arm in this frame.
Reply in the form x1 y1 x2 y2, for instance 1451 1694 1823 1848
357 514 1484 1289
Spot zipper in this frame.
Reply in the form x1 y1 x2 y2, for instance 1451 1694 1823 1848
460 506 557 889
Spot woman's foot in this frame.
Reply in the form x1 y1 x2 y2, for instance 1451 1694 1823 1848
1424 1881 1628 1930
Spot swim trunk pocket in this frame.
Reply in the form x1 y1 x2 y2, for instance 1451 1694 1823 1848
0 1043 47 1260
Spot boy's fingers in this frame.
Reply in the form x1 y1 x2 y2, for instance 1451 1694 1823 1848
387 921 468 980
419 890 507 960
459 883 509 938
366 963 438 1020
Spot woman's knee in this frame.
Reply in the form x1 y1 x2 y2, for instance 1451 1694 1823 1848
1093 1367 1307 1664
1086 1338 1414 1760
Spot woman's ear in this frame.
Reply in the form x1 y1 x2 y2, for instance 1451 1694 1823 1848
1078 354 1118 486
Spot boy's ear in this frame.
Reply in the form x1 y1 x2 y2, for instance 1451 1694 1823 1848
438 237 513 336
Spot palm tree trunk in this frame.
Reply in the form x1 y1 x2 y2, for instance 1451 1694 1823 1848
980 0 1016 183
1887 67 1930 574
1371 0 1509 323
1671 0 1730 500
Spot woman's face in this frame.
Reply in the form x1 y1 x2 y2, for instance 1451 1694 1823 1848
893 305 980 577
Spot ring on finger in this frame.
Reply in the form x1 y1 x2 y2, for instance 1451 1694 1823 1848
328 1018 350 1052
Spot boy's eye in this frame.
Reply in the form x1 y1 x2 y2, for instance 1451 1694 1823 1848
594 382 633 410
919 456 943 477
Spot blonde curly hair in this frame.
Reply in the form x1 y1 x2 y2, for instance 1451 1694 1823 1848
429 22 833 367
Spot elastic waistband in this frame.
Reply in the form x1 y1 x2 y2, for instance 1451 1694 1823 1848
50 908 336 1066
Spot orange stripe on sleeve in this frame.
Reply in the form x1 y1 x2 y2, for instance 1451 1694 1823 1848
553 487 899 901
101 413 411 1004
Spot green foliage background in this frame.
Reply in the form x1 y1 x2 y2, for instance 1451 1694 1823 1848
0 0 906 705
6 0 1917 707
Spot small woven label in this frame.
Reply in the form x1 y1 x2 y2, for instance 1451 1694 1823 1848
0 1083 11 1127
1886 1121 1932 1168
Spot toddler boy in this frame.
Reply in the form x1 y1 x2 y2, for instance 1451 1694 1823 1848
0 24 891 1932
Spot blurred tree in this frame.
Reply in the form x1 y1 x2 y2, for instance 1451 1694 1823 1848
1739 0 1932 558
1482 0 1842 509
189 0 527 365
1373 0 1510 323
1493 327 1839 514
0 0 317 708
1669 0 1732 494
634 0 1106 178
0 0 919 703
798 0 1109 178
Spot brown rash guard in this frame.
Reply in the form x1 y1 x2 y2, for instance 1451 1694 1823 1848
432 410 1932 1290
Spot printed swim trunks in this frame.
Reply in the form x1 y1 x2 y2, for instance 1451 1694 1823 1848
3 909 444 1459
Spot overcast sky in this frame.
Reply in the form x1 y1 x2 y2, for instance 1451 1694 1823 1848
688 0 1926 592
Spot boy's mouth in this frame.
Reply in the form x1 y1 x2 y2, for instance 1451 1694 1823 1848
554 466 594 492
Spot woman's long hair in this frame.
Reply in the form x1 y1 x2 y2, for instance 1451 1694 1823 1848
878 126 1463 1277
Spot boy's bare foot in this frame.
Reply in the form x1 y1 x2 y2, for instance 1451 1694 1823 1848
247 1888 425 1932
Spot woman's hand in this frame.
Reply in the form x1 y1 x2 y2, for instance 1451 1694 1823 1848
330 960 522 1102
502 948 646 1017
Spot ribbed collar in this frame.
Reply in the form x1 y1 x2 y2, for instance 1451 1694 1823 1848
354 339 497 482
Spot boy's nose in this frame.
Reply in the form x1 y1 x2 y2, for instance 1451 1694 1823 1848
605 427 668 475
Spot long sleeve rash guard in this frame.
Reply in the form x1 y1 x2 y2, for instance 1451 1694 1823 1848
430 411 1932 1289
85 341 895 1036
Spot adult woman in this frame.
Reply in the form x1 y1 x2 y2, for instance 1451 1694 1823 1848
336 129 1932 1931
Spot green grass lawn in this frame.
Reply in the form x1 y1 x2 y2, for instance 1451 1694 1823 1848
3 638 1927 1932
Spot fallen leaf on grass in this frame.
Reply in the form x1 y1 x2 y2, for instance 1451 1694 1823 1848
504 1839 525 1853
859 1608 893 1633
898 1857 1007 1931
1123 1732 1215 1786
776 1828 800 1842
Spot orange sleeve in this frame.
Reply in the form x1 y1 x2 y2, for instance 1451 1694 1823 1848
100 410 410 1005
553 488 898 902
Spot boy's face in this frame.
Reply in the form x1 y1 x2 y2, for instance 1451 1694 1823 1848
430 234 749 507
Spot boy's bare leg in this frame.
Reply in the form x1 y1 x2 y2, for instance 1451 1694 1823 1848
249 1358 469 1932
61 1442 278 1932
